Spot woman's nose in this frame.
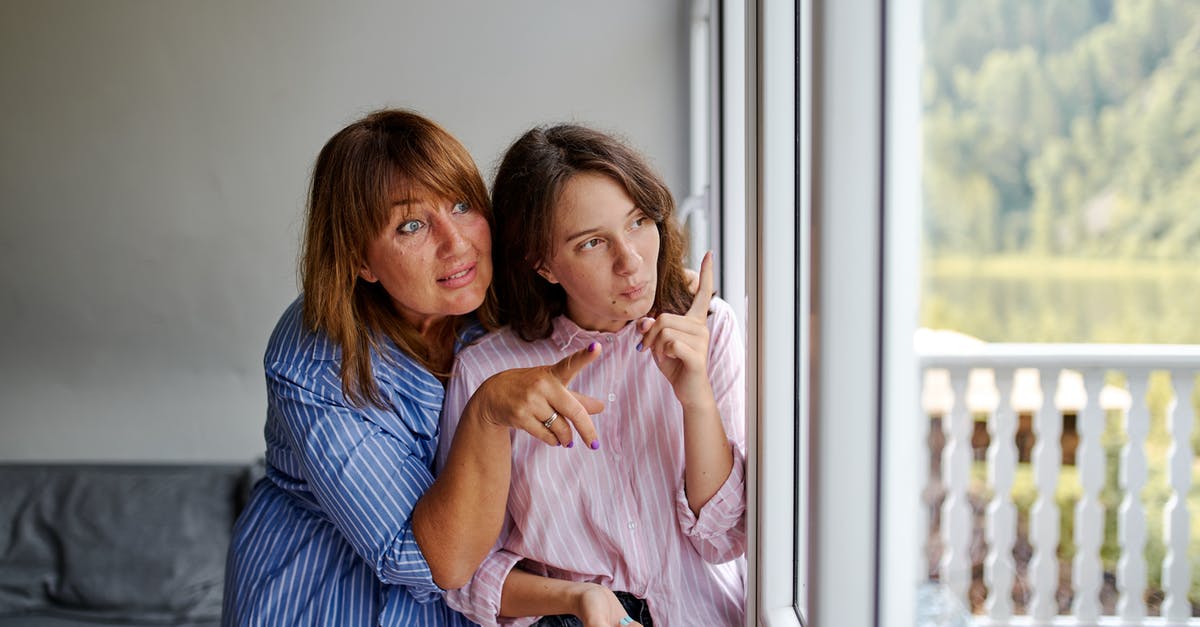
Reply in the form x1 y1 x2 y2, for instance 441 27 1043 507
437 217 470 258
613 238 642 275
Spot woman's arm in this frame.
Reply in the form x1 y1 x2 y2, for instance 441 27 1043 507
673 295 749 563
415 343 605 589
444 547 640 627
636 252 734 513
500 569 640 627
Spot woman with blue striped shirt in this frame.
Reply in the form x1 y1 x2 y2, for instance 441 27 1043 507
222 110 608 626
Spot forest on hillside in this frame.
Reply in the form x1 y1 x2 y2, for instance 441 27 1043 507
922 0 1200 260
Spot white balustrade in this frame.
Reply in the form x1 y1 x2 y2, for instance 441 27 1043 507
918 341 1200 626
1071 368 1104 622
940 368 973 600
986 367 1017 621
1162 373 1195 624
1117 371 1149 622
1029 368 1062 623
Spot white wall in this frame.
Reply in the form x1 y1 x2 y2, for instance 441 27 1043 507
0 0 689 462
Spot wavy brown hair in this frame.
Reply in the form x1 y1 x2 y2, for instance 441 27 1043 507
301 109 496 407
489 124 692 341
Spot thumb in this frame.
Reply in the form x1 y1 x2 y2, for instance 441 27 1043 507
550 341 602 384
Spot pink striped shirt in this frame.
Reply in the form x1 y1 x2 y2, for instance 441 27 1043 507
437 297 746 627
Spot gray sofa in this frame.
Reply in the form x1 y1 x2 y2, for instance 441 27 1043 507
0 462 261 626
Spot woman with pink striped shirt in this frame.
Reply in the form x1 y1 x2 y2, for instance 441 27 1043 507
438 125 746 627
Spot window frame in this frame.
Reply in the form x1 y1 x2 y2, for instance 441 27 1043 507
745 0 802 624
731 0 923 625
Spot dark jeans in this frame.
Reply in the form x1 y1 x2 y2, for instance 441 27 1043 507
531 591 654 627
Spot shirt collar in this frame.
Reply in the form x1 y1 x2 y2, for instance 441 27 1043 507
549 314 640 352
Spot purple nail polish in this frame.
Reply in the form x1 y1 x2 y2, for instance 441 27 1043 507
588 342 598 353
635 341 643 352
589 440 601 450
566 440 575 448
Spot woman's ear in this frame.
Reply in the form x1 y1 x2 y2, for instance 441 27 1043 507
358 264 379 283
536 265 559 285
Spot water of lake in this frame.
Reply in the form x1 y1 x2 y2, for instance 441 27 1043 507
921 265 1200 344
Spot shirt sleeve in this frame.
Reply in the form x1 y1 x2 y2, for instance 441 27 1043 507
674 299 749 563
442 544 536 627
266 360 443 601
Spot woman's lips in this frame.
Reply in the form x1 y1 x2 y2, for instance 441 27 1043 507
438 263 476 288
620 282 648 299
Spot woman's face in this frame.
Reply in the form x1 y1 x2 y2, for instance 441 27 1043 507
538 171 660 333
359 186 492 333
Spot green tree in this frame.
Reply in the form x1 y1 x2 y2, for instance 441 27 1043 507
923 0 1200 259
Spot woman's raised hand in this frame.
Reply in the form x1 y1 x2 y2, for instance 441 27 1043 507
469 342 605 449
636 251 715 403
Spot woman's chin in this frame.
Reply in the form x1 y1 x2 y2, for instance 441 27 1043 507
451 291 488 316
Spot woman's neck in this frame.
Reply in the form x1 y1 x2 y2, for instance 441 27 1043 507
421 319 457 378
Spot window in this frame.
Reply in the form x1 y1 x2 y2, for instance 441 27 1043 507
712 1 1200 626
918 2 1200 623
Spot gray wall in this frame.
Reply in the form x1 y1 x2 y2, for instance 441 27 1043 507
0 1 689 462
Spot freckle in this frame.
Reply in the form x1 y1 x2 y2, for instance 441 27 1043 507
611 299 616 305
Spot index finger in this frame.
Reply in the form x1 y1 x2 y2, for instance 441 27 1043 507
687 250 714 319
550 341 603 384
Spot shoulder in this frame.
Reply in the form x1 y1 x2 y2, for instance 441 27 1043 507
265 294 336 360
264 296 340 378
456 326 531 366
705 296 745 357
452 326 554 380
706 296 739 332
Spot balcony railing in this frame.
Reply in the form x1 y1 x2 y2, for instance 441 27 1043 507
918 338 1200 625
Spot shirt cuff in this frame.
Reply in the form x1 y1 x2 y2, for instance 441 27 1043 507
378 521 440 603
676 442 747 539
445 549 534 627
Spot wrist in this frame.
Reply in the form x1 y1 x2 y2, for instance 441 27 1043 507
570 582 605 617
675 381 717 413
462 395 515 434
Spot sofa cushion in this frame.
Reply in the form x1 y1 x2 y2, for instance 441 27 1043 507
0 464 253 625
0 615 217 627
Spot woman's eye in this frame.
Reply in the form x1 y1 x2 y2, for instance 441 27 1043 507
398 220 424 234
632 216 647 229
452 201 470 214
580 238 603 250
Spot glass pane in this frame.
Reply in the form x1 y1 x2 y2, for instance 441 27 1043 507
922 1 1200 345
919 0 1200 620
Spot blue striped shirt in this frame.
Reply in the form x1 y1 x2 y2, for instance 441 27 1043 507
223 297 478 626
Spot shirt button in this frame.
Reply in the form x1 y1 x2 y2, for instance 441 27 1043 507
607 393 616 402
627 521 637 530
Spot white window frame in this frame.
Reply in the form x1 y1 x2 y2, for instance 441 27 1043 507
684 0 748 329
745 0 801 624
880 0 923 625
723 0 923 625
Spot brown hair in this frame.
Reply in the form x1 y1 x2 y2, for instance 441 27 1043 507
489 124 692 341
301 109 497 407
